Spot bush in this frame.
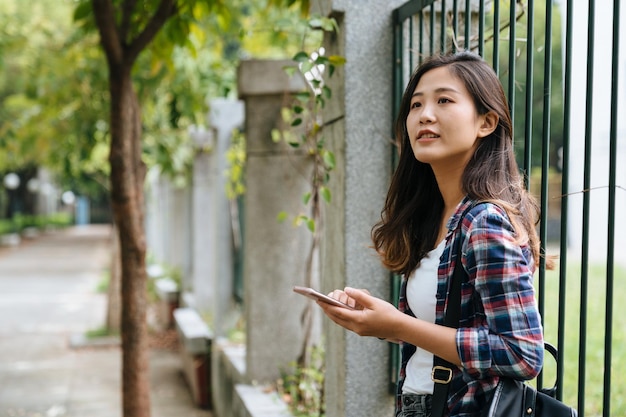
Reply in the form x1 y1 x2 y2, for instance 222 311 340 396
0 212 73 235
277 344 325 417
0 219 14 235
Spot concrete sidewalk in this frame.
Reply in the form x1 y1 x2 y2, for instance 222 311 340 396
0 225 212 417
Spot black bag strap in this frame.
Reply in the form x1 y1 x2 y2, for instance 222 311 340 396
541 342 560 398
431 205 473 417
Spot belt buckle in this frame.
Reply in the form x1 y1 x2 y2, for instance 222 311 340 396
431 365 453 384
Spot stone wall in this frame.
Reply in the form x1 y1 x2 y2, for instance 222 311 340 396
319 1 408 416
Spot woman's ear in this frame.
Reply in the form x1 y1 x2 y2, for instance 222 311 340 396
477 111 498 138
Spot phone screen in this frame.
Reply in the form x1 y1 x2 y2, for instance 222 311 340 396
293 286 355 310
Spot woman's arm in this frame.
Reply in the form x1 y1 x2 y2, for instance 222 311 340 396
458 206 544 380
318 205 544 378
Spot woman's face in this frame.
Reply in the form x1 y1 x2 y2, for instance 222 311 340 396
406 66 491 172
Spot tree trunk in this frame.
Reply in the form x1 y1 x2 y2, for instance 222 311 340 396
109 65 150 417
90 2 177 415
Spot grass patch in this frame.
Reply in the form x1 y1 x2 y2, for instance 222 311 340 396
539 260 626 417
95 270 110 293
85 325 118 339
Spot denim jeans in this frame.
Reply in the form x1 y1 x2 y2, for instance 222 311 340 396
398 393 432 417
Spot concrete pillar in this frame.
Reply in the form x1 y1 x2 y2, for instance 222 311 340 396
145 167 166 263
238 59 313 383
144 171 192 284
167 184 191 278
189 128 215 310
317 1 407 416
189 99 244 330
209 98 245 336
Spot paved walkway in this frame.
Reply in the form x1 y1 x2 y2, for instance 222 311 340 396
0 225 212 417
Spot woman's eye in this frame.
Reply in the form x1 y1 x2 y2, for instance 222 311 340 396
438 97 451 104
410 101 421 109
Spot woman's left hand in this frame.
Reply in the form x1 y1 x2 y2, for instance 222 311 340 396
317 287 403 343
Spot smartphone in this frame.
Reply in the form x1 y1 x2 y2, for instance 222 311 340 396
293 286 355 310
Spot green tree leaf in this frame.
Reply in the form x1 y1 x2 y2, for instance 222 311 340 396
320 186 331 203
277 211 289 222
322 150 336 170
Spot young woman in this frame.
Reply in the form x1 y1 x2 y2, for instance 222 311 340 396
317 52 544 417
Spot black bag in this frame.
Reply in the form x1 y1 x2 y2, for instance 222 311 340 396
482 376 577 417
431 206 578 417
480 343 577 417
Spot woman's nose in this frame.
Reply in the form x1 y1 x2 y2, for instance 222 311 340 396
419 104 434 124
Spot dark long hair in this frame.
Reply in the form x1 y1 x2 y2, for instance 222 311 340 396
372 51 541 276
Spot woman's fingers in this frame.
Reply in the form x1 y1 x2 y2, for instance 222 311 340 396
328 289 358 308
317 291 402 341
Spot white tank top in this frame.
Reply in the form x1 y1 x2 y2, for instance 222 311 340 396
402 239 445 395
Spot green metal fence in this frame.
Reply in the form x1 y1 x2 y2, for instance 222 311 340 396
391 1 623 416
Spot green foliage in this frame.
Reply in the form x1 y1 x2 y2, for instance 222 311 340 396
0 212 73 235
225 129 247 199
226 315 246 344
0 0 94 170
0 0 111 207
145 259 183 302
267 0 310 16
277 343 325 417
2 0 312 204
85 325 119 339
271 15 345 232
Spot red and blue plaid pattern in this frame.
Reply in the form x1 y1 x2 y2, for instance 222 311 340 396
395 197 544 417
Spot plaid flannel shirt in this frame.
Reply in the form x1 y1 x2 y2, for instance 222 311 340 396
395 197 544 417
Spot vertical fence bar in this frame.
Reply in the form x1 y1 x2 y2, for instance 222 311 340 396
508 0 517 138
452 0 458 51
479 0 485 55
441 0 447 53
393 9 403 145
523 0 534 186
603 2 620 415
465 0 471 49
431 2 436 55
420 9 425 64
579 0 596 414
391 8 404 393
557 0 574 402
409 17 415 73
493 0 500 73
537 0 553 390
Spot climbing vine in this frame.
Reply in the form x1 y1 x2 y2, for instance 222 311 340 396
270 14 345 417
223 11 345 416
273 16 345 233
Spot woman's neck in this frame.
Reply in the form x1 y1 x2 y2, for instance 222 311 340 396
432 164 466 244
432 165 465 212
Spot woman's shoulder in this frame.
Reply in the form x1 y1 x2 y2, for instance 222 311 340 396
456 200 516 237
456 199 509 225
467 201 508 219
